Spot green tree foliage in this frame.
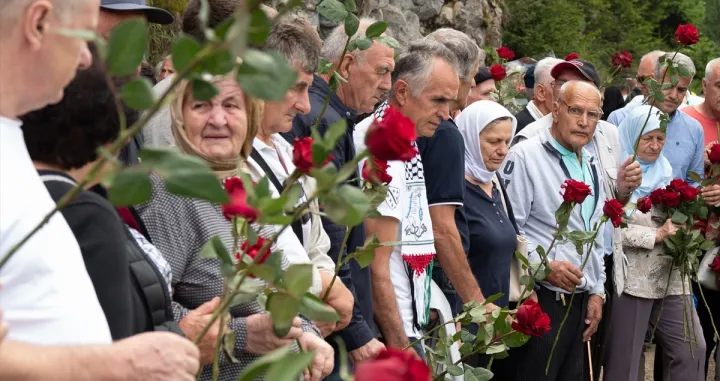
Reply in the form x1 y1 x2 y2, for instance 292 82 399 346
503 0 719 94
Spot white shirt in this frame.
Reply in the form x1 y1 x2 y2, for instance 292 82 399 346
0 117 112 345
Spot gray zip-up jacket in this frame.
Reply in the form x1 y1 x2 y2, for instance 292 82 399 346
501 128 607 295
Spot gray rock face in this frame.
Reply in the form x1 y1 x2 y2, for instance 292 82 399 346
270 0 504 57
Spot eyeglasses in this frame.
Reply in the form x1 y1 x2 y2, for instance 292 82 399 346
559 99 603 121
636 75 649 84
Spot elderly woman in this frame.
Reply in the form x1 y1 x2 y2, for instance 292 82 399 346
603 105 706 381
137 75 333 381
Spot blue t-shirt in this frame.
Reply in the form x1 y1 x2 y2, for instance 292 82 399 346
549 136 596 231
455 179 517 308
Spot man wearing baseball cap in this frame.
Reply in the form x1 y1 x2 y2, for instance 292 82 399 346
506 58 643 381
98 0 173 37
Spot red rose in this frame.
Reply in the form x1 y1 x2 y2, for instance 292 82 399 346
669 179 689 192
708 143 720 164
680 185 700 201
222 177 259 222
512 299 551 337
496 46 515 60
611 52 632 68
603 198 625 228
565 53 580 61
365 105 417 162
237 236 271 264
489 64 507 81
663 190 681 208
710 256 720 273
650 188 665 205
362 158 392 185
675 24 700 45
292 137 332 174
636 196 652 214
560 179 592 204
354 348 431 381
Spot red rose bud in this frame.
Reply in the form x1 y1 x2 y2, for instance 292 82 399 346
237 236 271 265
710 256 720 273
680 185 700 201
565 53 580 61
560 179 592 204
292 137 332 175
663 190 681 208
650 188 665 205
365 105 418 162
362 158 393 185
611 52 632 68
222 177 259 222
511 299 552 337
675 24 700 45
669 179 689 192
708 143 720 164
489 64 507 81
354 348 431 381
603 198 625 228
496 46 515 60
636 196 652 214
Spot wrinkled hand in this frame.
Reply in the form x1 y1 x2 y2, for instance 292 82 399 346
245 314 303 354
547 261 583 292
321 272 354 331
178 297 227 364
313 320 337 338
617 157 642 196
702 184 720 206
583 295 603 342
299 332 334 381
348 338 386 364
117 332 200 381
656 219 679 243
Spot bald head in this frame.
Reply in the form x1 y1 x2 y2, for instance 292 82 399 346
552 81 602 152
637 50 666 97
558 81 602 106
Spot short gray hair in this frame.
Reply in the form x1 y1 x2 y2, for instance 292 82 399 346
0 0 81 28
425 28 481 82
321 17 388 63
641 50 666 66
264 16 322 74
655 52 696 79
706 57 720 81
534 57 563 87
391 39 459 97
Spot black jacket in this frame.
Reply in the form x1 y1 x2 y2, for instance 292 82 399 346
514 106 536 134
283 75 376 351
40 170 181 339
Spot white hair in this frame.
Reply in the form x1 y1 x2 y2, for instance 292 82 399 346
534 57 563 86
641 50 666 66
391 39 459 97
706 57 720 81
321 17 387 63
655 52 696 79
0 0 81 27
425 28 481 82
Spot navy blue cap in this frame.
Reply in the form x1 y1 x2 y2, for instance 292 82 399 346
100 0 174 25
474 67 493 84
524 64 536 88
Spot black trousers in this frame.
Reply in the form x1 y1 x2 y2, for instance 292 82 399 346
584 256 613 381
654 281 720 381
498 286 589 381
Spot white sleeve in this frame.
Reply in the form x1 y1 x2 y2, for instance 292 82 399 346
376 160 405 222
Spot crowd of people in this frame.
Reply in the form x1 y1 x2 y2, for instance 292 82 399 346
1 0 719 380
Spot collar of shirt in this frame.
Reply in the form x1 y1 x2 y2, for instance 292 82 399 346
309 75 357 122
548 133 597 230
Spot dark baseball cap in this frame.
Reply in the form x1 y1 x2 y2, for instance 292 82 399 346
524 64 536 88
100 0 174 25
550 59 601 88
474 67 493 84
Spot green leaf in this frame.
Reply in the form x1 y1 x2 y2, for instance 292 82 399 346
228 277 263 307
282 184 303 211
199 235 233 265
671 210 689 225
503 331 531 348
235 346 293 381
203 49 234 75
483 293 503 305
347 234 380 268
299 293 340 322
236 49 299 101
519 275 530 286
688 171 702 184
514 250 529 267
284 264 313 296
343 0 357 13
312 140 331 168
698 206 709 220
318 58 333 75
364 21 388 38
354 37 372 50
265 351 315 381
321 184 371 226
107 167 151 205
248 7 272 46
222 330 239 363
120 78 156 111
316 0 349 22
191 78 220 101
699 239 715 250
377 35 400 49
447 364 464 376
226 9 249 60
344 13 360 37
676 64 690 78
106 19 148 76
324 119 347 150
464 366 494 381
266 292 301 337
247 264 275 283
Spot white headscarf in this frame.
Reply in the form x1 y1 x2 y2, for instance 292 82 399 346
456 100 518 183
